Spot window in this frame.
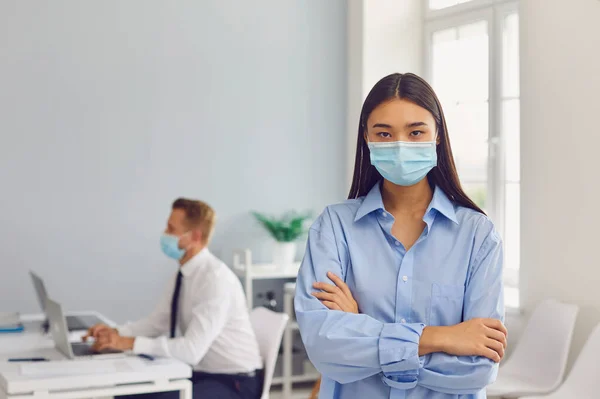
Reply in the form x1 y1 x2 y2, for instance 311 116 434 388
425 0 520 308
429 0 476 10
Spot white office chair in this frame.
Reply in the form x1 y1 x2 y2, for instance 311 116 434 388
487 299 579 398
520 323 600 399
250 307 289 399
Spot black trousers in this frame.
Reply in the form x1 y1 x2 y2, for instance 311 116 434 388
118 370 264 399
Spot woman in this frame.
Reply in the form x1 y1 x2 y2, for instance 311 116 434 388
295 73 506 399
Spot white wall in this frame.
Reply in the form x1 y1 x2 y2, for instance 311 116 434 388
346 0 423 184
346 1 364 186
0 0 347 322
520 0 600 369
362 1 424 96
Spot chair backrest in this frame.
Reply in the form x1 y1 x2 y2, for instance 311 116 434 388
553 323 600 397
250 307 289 399
501 299 578 390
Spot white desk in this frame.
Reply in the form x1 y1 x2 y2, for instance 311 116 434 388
0 312 192 399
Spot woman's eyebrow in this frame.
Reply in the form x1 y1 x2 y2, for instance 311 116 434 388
371 122 429 129
406 121 428 128
372 123 393 129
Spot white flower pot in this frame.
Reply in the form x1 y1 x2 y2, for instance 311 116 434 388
272 242 297 266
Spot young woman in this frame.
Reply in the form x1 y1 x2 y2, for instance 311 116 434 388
295 73 506 399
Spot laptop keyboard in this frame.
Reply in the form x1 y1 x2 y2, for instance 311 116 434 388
71 342 95 356
71 342 123 356
66 316 89 331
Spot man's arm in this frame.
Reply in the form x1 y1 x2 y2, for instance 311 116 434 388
84 278 173 343
116 280 173 338
124 275 231 365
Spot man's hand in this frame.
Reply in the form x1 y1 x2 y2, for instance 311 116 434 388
312 272 359 314
90 329 135 353
82 323 117 342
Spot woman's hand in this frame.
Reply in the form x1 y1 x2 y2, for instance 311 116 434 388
312 272 359 314
421 318 508 362
311 273 507 363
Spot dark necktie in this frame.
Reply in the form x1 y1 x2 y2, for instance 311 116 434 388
170 271 183 338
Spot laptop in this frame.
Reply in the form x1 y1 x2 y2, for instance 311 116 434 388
45 297 124 359
29 271 104 331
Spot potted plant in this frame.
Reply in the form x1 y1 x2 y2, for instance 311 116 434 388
252 211 311 265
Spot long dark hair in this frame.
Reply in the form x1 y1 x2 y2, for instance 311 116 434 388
348 72 484 215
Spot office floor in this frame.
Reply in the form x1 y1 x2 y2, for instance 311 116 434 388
269 388 314 399
270 382 316 399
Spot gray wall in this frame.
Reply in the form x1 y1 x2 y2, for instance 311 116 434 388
0 0 347 322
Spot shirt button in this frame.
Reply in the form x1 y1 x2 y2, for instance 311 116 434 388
402 276 408 282
381 211 387 217
395 241 401 246
400 318 406 323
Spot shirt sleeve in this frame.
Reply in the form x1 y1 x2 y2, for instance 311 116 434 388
295 210 425 386
130 273 230 366
117 280 173 338
412 222 505 394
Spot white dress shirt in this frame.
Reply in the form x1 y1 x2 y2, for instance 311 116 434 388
118 249 263 374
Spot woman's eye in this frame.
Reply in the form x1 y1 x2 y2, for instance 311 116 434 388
410 130 424 137
376 132 392 138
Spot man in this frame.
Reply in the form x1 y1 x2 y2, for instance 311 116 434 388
84 198 263 399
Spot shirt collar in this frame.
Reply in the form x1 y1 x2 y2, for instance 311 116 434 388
354 182 458 225
354 182 386 222
427 186 459 225
180 247 210 277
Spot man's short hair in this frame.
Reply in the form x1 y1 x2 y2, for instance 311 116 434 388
172 198 216 244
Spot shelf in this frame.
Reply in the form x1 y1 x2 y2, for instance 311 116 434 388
271 373 320 385
236 262 302 280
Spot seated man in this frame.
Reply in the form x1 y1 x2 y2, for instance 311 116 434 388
84 198 263 399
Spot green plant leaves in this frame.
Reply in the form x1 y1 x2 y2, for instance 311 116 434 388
252 211 312 242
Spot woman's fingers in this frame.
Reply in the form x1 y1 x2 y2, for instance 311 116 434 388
311 291 340 303
485 338 505 360
321 301 342 311
313 276 359 314
326 272 354 299
313 274 355 301
486 327 508 349
313 282 339 294
482 318 508 337
479 346 502 363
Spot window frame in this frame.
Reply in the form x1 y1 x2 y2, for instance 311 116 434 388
423 0 520 305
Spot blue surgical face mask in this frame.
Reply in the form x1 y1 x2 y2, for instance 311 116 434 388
367 140 437 186
160 234 186 260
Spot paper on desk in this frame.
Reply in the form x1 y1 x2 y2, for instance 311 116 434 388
20 357 146 377
0 312 20 325
0 312 21 330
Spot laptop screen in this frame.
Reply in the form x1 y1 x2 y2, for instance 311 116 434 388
45 297 75 359
29 271 49 312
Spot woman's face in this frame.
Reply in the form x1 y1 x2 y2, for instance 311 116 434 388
365 98 437 143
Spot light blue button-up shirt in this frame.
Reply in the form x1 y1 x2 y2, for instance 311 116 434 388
295 183 504 399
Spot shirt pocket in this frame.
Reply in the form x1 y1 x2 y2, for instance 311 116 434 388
428 283 465 326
